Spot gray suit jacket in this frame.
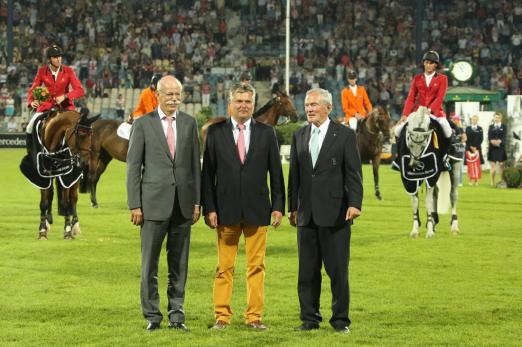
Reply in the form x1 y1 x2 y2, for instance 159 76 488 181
126 109 201 221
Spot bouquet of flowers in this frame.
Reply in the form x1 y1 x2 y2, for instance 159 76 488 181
32 86 50 103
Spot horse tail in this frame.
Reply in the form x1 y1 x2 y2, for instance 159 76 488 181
436 171 451 214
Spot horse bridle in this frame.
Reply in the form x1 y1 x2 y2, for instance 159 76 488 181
65 121 94 155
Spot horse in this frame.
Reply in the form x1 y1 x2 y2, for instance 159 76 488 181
356 106 392 200
200 91 299 147
82 91 298 207
28 110 99 240
394 106 449 238
80 119 128 208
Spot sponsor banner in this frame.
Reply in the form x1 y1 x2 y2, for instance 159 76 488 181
0 133 26 148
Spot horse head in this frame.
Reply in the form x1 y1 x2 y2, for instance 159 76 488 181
366 106 392 142
406 106 433 168
254 91 298 125
275 91 299 124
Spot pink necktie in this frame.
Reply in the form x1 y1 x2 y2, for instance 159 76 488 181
237 123 246 164
166 116 175 159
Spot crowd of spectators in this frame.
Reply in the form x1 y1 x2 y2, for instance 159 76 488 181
1 0 521 131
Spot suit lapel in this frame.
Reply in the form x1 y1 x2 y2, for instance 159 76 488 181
150 110 172 161
223 118 241 164
174 112 185 164
299 124 313 169
315 121 338 168
244 118 257 165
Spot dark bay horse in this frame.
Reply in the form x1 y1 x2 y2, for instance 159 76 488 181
83 92 298 208
356 106 392 200
37 110 99 239
80 119 128 207
200 91 299 147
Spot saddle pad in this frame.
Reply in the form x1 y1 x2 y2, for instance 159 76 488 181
117 122 132 140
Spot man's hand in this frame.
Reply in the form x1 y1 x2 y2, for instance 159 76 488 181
355 112 363 120
288 211 297 227
192 205 201 225
345 207 361 222
205 212 218 229
130 208 143 226
31 100 40 109
271 211 282 228
56 95 67 104
398 115 408 124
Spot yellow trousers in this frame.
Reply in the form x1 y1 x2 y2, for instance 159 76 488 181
213 222 267 324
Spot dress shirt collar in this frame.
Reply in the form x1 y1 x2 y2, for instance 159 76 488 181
231 117 252 130
158 106 177 120
310 117 330 135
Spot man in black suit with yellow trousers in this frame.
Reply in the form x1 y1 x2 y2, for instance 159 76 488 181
288 88 363 334
202 83 285 331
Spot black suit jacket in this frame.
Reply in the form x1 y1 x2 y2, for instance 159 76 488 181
288 120 363 227
201 118 285 226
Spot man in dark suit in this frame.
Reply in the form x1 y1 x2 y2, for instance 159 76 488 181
202 83 285 331
126 75 201 332
288 88 363 334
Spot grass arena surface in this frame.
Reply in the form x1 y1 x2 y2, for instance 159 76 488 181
0 148 520 346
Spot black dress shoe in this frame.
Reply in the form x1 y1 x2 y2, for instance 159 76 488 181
169 322 189 332
146 322 160 331
295 323 319 331
334 326 351 334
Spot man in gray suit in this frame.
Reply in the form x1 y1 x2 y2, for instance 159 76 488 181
127 75 201 332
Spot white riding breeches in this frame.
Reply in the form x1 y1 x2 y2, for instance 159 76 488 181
349 117 358 131
26 112 44 134
394 115 452 138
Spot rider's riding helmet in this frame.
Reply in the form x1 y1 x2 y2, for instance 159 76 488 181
347 70 357 80
46 44 63 59
150 74 163 89
422 50 440 68
240 71 252 82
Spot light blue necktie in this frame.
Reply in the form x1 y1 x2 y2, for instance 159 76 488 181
310 127 320 167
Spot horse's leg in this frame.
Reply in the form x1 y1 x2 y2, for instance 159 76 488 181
450 162 460 235
372 156 382 200
426 184 439 227
59 186 74 240
38 189 51 240
410 193 421 238
46 181 54 225
91 155 111 208
71 183 81 236
425 186 435 238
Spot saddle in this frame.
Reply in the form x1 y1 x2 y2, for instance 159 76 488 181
20 113 83 189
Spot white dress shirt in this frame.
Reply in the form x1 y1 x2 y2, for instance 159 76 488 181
158 106 177 140
425 71 435 87
231 117 252 154
309 118 330 154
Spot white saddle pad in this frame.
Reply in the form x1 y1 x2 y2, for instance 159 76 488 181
117 122 132 140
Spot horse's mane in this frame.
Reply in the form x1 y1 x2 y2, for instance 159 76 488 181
253 97 276 119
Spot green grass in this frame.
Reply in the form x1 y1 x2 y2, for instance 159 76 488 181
0 148 521 346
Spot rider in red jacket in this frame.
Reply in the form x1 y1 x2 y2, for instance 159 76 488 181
25 44 85 152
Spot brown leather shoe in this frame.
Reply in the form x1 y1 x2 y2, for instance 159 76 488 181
246 320 267 330
211 320 229 330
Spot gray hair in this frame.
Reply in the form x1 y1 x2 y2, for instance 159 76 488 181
228 83 256 102
305 88 332 105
